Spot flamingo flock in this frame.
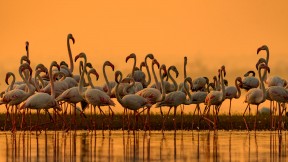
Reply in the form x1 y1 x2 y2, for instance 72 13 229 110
1 33 288 134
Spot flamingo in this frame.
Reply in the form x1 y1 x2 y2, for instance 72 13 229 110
162 65 179 93
178 56 188 93
125 53 154 88
240 70 259 91
190 82 216 129
225 77 242 129
155 76 193 132
20 61 63 131
243 63 270 131
75 53 115 130
266 86 288 132
115 70 151 133
136 60 167 132
203 65 226 130
192 77 209 92
0 63 35 131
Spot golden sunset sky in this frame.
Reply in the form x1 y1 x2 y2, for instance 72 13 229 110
0 0 288 113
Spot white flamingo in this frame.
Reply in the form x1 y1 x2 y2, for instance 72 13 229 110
266 86 288 131
155 77 193 131
20 61 63 131
125 53 154 88
240 70 259 91
243 63 270 131
115 70 151 133
75 53 115 130
225 77 242 129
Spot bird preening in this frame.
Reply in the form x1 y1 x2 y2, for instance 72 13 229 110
1 33 287 134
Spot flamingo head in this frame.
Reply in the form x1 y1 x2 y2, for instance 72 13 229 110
35 64 48 75
184 56 187 65
169 66 179 78
5 72 13 85
258 62 270 73
185 77 193 89
51 61 60 71
89 68 99 80
257 45 268 54
256 58 267 70
19 63 32 76
68 33 75 44
25 41 29 51
235 77 243 87
152 59 160 69
125 53 136 63
20 55 30 65
60 61 68 67
160 64 167 79
244 70 255 77
105 61 115 71
75 52 86 62
146 53 154 60
221 65 226 77
86 62 93 68
115 70 122 83
139 61 146 70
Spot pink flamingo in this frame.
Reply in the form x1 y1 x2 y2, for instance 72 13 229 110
243 63 270 131
75 53 115 131
155 76 193 132
20 61 64 131
136 59 167 132
203 65 226 130
115 70 151 133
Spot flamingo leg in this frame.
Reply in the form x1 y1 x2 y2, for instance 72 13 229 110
243 104 250 131
191 105 198 130
229 99 232 130
254 105 259 131
162 107 172 132
180 104 184 130
173 106 177 132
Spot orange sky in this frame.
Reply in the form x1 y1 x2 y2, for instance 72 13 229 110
0 0 288 113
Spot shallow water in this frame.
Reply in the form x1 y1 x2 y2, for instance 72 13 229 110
0 130 287 162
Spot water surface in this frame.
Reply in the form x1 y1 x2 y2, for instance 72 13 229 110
0 130 287 161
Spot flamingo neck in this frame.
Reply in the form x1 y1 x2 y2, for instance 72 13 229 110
144 56 152 87
67 37 74 74
87 71 95 89
259 67 266 103
183 78 192 105
115 73 125 107
159 66 166 101
235 78 241 99
103 62 112 96
9 73 16 91
168 69 178 92
78 56 87 96
152 63 159 90
220 69 225 102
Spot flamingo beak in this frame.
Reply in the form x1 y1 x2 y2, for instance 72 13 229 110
257 48 261 54
95 72 99 80
125 55 131 63
5 74 10 85
110 63 115 71
71 36 75 44
75 55 80 62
